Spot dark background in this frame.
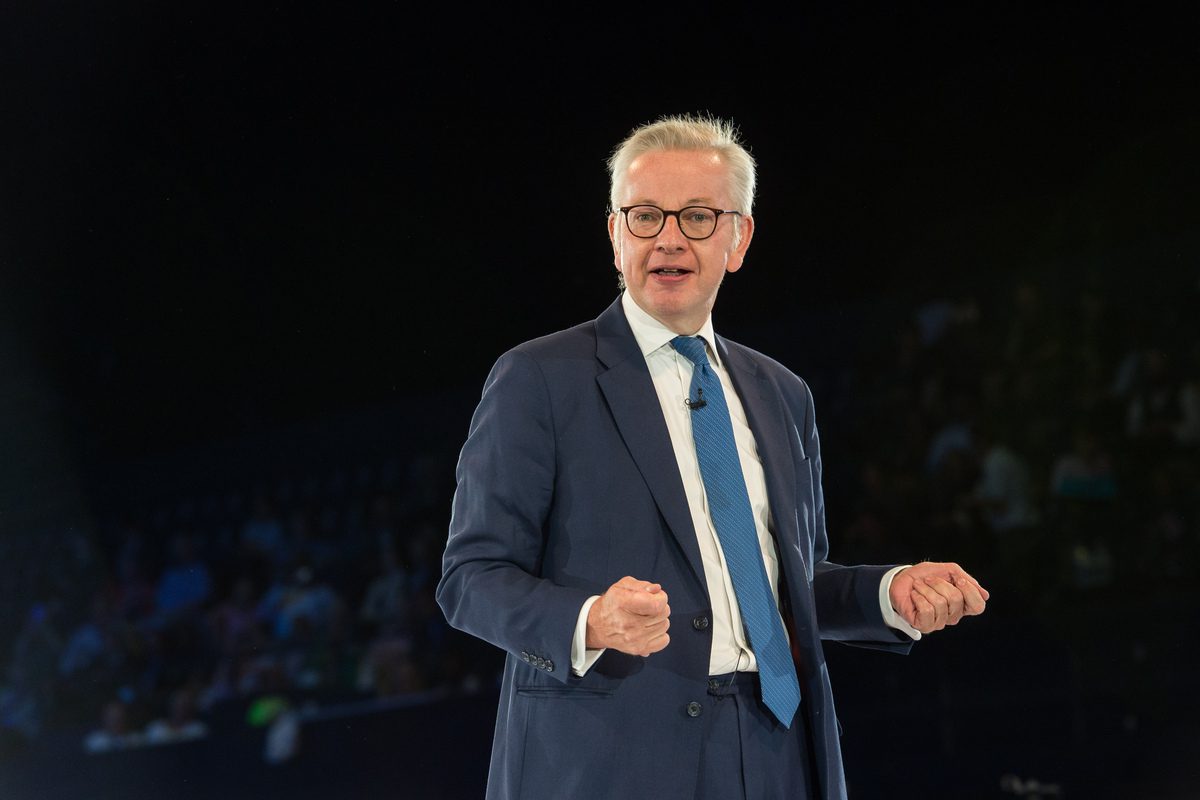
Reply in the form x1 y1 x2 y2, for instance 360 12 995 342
1 4 1198 798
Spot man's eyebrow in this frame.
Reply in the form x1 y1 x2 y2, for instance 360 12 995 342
627 197 717 207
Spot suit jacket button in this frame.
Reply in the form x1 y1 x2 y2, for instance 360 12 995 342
692 615 710 631
521 651 530 662
686 701 703 718
536 657 545 669
545 660 554 672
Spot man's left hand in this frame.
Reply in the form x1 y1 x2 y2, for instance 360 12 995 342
889 562 989 633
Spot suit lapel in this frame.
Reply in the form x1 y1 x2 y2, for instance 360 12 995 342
594 300 706 588
718 338 808 583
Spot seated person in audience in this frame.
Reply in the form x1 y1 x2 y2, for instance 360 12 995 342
84 700 145 753
1050 426 1117 500
145 688 208 745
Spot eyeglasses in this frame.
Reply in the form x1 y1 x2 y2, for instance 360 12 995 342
618 205 741 241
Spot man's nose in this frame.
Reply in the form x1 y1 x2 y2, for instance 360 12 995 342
655 212 688 250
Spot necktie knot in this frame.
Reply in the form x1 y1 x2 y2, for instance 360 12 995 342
671 335 710 368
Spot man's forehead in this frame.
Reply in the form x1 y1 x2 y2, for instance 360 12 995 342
626 148 726 172
621 149 731 198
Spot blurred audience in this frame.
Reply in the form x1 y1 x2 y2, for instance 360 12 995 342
0 271 1194 766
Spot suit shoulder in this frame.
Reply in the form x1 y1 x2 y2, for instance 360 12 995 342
501 319 597 363
722 338 811 393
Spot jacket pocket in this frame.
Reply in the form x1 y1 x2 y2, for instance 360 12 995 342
515 686 613 699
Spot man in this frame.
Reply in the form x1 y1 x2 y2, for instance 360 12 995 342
437 114 988 800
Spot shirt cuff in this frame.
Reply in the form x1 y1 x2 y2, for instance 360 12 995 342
880 565 922 641
571 595 606 676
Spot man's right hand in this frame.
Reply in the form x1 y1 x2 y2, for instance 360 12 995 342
585 576 670 657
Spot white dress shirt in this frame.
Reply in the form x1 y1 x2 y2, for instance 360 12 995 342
571 292 918 676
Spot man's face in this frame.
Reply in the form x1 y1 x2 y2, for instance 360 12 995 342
608 149 753 335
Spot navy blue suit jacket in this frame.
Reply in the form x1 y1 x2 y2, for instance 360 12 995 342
437 297 911 799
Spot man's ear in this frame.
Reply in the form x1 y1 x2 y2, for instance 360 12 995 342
607 213 626 287
725 214 754 274
607 213 620 265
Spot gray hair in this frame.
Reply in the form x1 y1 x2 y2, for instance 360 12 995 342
607 113 756 216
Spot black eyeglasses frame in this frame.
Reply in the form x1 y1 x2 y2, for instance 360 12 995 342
617 205 742 241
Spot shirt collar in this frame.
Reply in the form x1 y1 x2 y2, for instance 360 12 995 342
620 291 721 368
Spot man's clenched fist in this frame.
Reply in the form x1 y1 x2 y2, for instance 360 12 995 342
585 576 671 657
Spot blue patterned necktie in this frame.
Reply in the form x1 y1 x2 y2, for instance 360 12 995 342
671 335 801 728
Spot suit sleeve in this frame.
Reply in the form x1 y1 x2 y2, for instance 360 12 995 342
436 349 591 683
797 377 913 653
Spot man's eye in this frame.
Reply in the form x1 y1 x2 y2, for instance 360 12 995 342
687 211 715 224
